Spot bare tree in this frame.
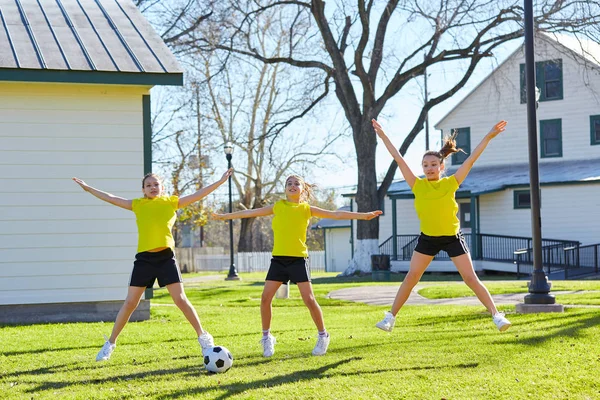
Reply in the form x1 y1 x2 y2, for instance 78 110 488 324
172 0 600 274
196 7 341 251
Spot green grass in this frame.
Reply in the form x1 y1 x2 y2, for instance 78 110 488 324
418 280 600 304
2 275 600 399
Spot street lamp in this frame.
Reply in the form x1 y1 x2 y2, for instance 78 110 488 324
516 0 562 313
224 142 240 280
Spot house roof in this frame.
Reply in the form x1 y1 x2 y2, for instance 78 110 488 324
311 206 351 229
387 158 600 197
0 0 182 85
435 32 600 128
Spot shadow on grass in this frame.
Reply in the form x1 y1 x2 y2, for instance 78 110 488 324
501 311 600 346
158 359 479 400
1 336 191 357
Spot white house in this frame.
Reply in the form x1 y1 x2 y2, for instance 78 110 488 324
311 206 352 273
343 33 600 277
0 0 183 323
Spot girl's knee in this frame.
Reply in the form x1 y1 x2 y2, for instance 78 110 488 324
462 273 480 287
303 296 319 309
123 298 140 311
172 294 189 308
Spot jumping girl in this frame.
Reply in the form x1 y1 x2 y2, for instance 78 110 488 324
371 119 512 333
213 175 382 357
73 169 233 361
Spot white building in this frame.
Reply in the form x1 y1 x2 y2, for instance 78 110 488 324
345 33 600 277
0 0 182 323
311 206 352 273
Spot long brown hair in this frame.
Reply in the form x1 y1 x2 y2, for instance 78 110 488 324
285 175 316 203
423 130 463 162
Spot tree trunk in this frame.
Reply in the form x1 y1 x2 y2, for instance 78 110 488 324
238 217 255 252
342 118 380 275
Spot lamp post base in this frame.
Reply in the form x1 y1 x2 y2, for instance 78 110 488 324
516 303 564 314
225 274 241 281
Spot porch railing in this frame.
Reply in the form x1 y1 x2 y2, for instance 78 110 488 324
379 233 583 273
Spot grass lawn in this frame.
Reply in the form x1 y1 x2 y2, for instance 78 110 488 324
2 273 600 399
418 280 600 305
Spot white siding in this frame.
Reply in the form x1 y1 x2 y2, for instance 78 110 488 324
325 228 352 272
437 37 600 167
393 198 420 236
0 82 149 305
479 184 600 245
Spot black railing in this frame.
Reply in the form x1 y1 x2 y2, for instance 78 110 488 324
514 241 580 278
564 243 600 279
379 233 598 279
380 233 579 265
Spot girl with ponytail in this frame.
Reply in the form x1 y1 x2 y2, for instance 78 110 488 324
371 119 512 333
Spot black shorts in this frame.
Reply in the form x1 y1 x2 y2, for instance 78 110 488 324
265 256 310 284
414 232 470 257
129 248 182 288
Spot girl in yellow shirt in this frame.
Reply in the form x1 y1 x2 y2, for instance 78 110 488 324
73 169 232 361
213 175 382 357
372 119 512 333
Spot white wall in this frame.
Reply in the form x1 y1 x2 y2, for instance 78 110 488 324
479 184 600 245
437 37 600 167
0 82 149 305
324 228 352 272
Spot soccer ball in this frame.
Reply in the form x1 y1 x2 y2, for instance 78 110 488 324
203 346 233 373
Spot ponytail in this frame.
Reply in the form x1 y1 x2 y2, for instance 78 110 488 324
423 130 463 161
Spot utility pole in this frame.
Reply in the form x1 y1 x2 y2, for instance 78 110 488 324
195 84 204 247
424 54 430 151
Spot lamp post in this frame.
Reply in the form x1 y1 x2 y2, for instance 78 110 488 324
516 0 562 312
224 142 240 280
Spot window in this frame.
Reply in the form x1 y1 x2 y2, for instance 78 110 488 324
450 127 470 165
520 59 563 104
514 190 531 209
459 203 471 229
540 119 562 158
591 115 600 145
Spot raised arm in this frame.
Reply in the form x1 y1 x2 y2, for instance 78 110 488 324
72 177 132 210
212 205 274 220
454 120 507 185
372 119 417 188
310 206 382 220
179 168 233 209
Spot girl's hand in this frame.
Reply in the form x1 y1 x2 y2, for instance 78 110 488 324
211 213 227 221
363 210 383 220
371 119 387 138
220 168 234 182
72 177 89 191
487 120 507 139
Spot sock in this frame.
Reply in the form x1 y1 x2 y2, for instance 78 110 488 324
262 329 270 337
318 330 328 337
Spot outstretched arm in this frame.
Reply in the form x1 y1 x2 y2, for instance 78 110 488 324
212 205 274 220
454 120 507 185
372 119 417 188
179 169 233 209
72 177 132 210
310 206 383 220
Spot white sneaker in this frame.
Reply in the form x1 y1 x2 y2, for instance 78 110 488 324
260 334 276 357
312 333 330 356
198 331 215 353
96 336 116 362
375 311 396 332
493 312 512 332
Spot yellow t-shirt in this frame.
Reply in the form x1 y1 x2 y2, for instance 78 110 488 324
412 175 460 236
271 200 311 257
131 195 179 253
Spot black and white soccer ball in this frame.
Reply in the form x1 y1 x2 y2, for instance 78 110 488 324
203 346 233 373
